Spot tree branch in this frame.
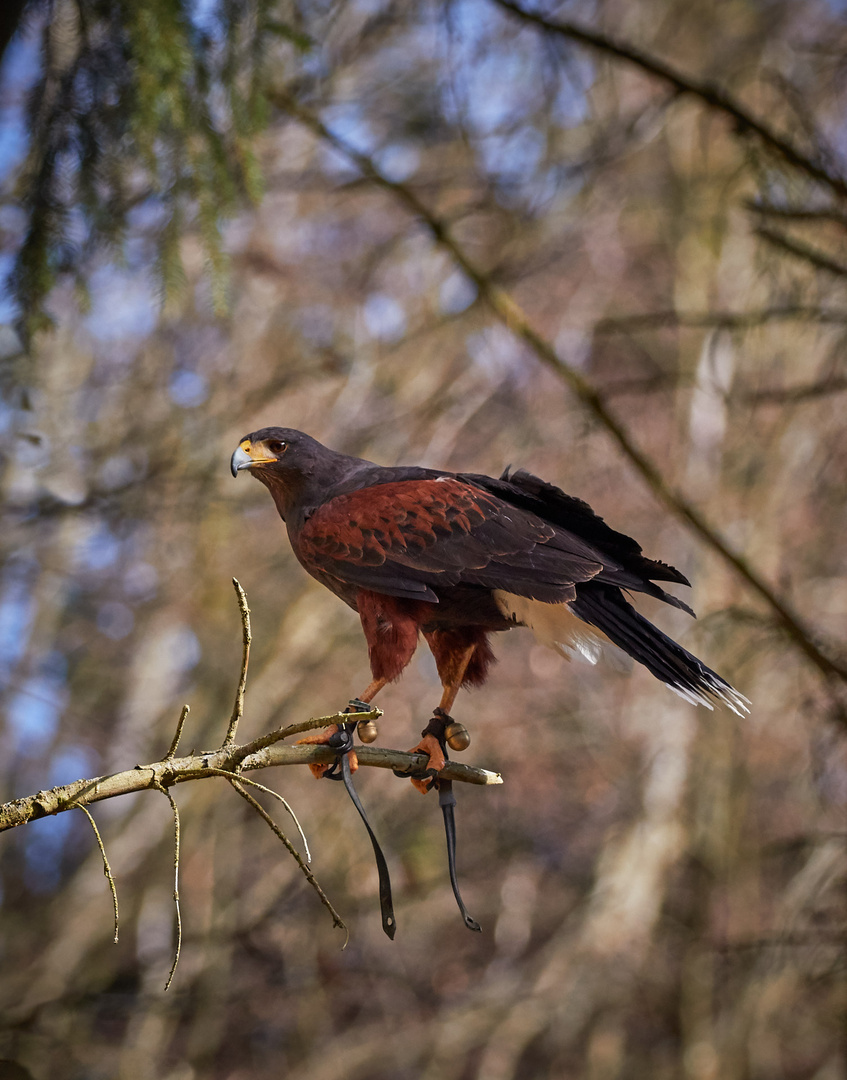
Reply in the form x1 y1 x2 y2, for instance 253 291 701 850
76 804 119 943
226 776 346 937
755 226 847 278
593 307 847 333
0 736 503 834
153 781 183 992
224 578 251 746
492 0 847 202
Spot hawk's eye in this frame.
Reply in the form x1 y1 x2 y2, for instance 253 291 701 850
266 440 287 455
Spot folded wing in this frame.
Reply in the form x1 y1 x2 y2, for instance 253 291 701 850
297 477 609 603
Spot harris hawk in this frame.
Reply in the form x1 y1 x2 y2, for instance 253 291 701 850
231 427 748 782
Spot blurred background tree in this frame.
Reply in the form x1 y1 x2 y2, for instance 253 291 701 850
2 1 847 1077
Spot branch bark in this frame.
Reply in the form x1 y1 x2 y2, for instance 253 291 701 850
0 725 503 833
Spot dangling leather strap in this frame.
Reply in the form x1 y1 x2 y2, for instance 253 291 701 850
326 720 397 940
437 778 481 932
399 709 482 933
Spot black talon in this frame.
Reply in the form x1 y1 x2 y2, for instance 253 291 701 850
323 721 356 780
437 779 481 932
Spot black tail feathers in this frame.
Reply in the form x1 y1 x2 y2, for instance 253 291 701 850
570 585 749 715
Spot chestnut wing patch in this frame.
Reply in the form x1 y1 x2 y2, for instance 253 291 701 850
297 478 607 603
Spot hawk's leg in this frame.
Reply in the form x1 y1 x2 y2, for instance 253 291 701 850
408 643 477 794
297 676 388 779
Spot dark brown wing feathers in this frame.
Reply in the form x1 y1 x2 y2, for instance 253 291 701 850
297 477 606 603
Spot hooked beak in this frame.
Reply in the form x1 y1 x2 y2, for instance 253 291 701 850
231 440 276 478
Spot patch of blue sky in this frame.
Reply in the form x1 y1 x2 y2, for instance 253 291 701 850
169 625 202 671
0 576 35 674
373 143 421 183
83 264 158 343
466 324 527 382
97 601 135 640
0 394 15 434
477 126 546 186
0 19 41 185
0 203 26 239
190 0 225 37
300 45 330 82
463 49 537 137
439 271 478 316
555 326 592 370
554 57 593 128
363 293 406 342
75 523 122 572
24 814 72 895
98 453 138 492
526 164 580 215
354 0 392 15
7 674 68 758
443 0 498 69
0 253 18 322
319 103 377 177
49 746 96 788
126 196 169 233
0 109 28 187
298 304 336 347
123 561 158 601
40 649 68 681
169 369 209 408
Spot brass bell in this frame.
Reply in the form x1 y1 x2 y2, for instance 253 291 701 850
357 719 379 744
445 721 470 752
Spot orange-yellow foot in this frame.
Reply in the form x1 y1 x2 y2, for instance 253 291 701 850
408 731 447 794
297 725 359 779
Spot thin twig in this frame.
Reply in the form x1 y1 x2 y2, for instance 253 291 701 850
246 708 382 754
746 200 847 229
166 705 190 760
202 767 311 863
755 226 847 277
228 778 348 943
76 805 119 943
737 376 847 405
492 0 847 202
593 306 847 333
153 782 182 991
224 578 251 746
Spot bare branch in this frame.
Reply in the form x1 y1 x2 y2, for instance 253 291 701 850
492 0 847 202
244 708 382 753
224 578 252 746
227 777 347 939
738 376 847 405
594 307 847 334
153 782 182 992
746 200 847 230
202 767 311 863
166 705 190 761
0 741 503 834
76 805 119 944
755 226 847 277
